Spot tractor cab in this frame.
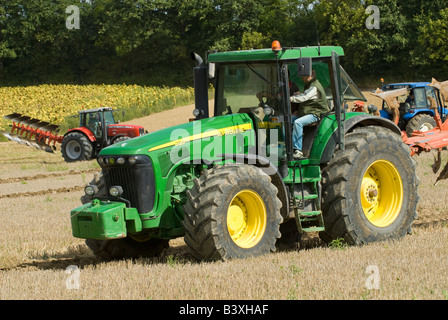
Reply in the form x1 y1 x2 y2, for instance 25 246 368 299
79 107 116 140
205 42 367 162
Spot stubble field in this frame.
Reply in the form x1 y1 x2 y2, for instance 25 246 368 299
1 97 448 301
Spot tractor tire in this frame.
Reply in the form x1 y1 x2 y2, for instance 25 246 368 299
319 126 419 245
405 114 436 137
182 164 283 261
81 172 169 260
61 132 93 162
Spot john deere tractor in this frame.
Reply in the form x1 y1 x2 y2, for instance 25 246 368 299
70 42 419 261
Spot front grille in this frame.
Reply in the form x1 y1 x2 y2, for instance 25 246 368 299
101 155 155 214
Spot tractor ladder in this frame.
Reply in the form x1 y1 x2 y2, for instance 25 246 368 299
290 161 324 233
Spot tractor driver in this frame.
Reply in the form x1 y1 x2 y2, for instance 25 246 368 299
87 113 102 138
405 90 415 107
290 69 329 159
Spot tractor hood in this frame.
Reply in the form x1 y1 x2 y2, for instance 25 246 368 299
99 113 255 157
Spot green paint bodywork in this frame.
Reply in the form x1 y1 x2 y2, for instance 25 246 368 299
71 199 135 239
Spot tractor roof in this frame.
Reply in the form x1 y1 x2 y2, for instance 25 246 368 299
208 46 344 63
383 82 429 90
78 107 113 114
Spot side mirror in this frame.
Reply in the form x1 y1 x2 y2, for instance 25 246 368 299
297 57 312 77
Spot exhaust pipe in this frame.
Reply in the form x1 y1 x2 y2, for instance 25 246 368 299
191 52 204 67
191 52 209 119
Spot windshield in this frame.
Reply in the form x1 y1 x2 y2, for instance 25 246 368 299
215 63 281 117
104 110 115 126
340 66 367 101
215 62 287 160
413 88 427 109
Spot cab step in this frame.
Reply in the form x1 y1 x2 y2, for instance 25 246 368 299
301 226 325 233
299 210 322 221
295 194 318 201
295 210 325 233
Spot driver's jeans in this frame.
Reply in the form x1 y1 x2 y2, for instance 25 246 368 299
292 114 319 151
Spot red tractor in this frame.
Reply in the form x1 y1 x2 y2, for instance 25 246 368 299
2 107 146 162
61 107 145 162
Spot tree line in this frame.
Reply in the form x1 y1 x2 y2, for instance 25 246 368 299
1 0 447 87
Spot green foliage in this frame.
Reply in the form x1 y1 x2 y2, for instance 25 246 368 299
1 0 447 86
328 238 348 250
415 8 448 75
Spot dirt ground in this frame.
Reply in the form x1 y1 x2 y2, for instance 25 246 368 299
0 96 448 300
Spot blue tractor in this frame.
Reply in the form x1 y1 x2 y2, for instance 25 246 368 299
374 82 448 136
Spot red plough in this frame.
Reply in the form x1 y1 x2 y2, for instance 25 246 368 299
2 113 64 153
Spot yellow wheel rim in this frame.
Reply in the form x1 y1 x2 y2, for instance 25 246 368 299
227 190 267 248
361 160 403 227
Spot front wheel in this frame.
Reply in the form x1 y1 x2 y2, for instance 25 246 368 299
61 132 93 162
183 164 283 261
320 126 419 245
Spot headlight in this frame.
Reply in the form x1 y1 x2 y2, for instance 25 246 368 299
109 186 123 197
97 157 104 165
117 157 125 165
85 185 99 196
128 156 137 165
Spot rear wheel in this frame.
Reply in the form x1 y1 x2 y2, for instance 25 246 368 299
183 164 283 261
61 132 93 162
320 126 419 245
405 114 436 137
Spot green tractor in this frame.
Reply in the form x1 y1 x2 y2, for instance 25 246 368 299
70 42 419 261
